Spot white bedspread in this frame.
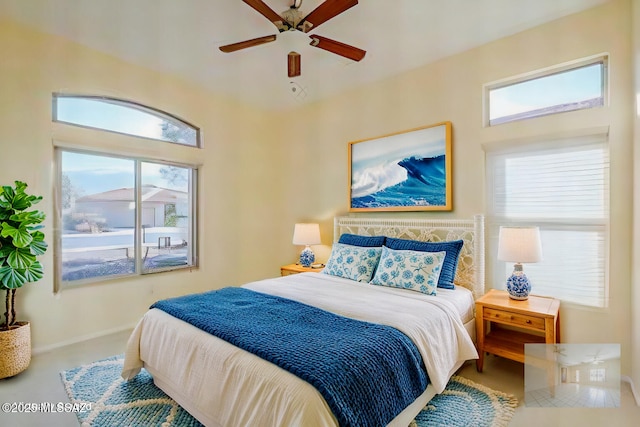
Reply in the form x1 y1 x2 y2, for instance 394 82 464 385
122 273 478 426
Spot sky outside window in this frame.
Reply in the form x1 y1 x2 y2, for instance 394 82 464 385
54 95 198 146
489 62 604 125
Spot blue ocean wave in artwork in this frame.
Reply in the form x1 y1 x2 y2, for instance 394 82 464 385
352 155 446 208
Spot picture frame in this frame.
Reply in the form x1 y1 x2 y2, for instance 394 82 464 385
348 121 452 212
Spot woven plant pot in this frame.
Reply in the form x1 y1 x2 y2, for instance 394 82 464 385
0 321 31 379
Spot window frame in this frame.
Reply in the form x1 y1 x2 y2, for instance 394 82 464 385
54 147 199 291
483 54 608 127
485 130 610 309
52 93 202 148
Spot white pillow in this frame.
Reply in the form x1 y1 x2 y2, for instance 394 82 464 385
322 243 383 282
370 246 446 295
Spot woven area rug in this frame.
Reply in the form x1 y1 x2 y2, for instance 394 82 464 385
61 355 517 427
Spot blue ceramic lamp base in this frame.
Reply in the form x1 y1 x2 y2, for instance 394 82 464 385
299 246 315 267
506 263 531 300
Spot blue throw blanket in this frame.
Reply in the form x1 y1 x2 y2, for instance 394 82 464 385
151 287 428 427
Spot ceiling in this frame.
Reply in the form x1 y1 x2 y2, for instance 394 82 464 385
0 0 609 111
528 344 620 367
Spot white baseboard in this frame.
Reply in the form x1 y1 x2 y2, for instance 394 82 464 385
622 375 640 406
32 323 136 355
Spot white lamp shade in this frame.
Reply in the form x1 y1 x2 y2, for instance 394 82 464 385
497 226 543 263
292 223 321 245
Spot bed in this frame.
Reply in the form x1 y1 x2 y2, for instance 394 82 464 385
122 215 485 427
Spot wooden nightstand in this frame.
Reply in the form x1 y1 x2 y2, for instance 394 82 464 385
475 289 560 372
280 263 324 276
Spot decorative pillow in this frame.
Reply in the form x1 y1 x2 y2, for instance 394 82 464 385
338 233 385 247
322 243 383 282
370 247 446 296
385 237 463 289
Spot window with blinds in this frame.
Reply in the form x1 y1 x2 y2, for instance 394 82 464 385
486 133 609 307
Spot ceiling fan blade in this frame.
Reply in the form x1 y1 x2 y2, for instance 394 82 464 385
242 0 290 31
288 52 301 78
298 0 358 33
219 35 277 53
309 35 365 61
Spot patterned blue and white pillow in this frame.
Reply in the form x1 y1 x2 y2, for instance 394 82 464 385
322 243 383 282
370 246 446 295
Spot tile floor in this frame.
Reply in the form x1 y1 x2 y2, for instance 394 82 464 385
525 383 620 408
0 330 639 426
458 356 640 427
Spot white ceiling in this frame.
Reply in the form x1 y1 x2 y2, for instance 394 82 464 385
528 344 620 367
0 0 609 111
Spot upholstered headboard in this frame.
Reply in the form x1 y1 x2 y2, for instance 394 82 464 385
333 215 485 299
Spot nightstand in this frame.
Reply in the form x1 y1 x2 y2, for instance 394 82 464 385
475 289 560 372
280 263 324 276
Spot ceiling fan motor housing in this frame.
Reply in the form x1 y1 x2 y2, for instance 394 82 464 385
282 7 304 29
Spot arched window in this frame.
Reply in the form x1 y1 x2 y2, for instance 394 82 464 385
53 94 201 147
53 94 199 291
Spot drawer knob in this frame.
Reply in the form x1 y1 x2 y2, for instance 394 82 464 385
526 320 532 324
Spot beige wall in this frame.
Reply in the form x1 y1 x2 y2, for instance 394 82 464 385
0 0 637 391
0 19 289 351
632 0 640 403
276 0 636 377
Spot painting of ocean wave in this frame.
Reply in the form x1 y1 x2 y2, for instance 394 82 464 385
349 122 451 211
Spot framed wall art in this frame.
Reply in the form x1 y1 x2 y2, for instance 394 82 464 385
348 121 452 212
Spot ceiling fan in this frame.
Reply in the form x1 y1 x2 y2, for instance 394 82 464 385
587 349 604 365
219 0 366 78
553 345 567 356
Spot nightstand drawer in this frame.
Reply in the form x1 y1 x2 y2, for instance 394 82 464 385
280 264 324 276
281 268 299 276
483 307 545 330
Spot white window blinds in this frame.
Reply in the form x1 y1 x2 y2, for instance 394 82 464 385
486 133 609 307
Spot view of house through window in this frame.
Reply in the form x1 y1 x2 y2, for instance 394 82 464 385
59 151 195 284
54 94 198 289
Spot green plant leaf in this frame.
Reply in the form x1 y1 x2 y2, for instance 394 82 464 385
2 182 40 211
7 247 35 270
0 222 33 248
30 232 48 255
14 181 27 192
13 194 41 211
10 210 46 225
1 185 15 202
0 265 27 289
0 245 12 258
23 260 43 283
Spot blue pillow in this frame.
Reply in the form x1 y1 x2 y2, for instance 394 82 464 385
322 243 383 282
338 233 385 247
370 247 446 296
385 237 464 289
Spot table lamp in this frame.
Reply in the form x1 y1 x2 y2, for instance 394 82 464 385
497 226 543 300
292 223 321 267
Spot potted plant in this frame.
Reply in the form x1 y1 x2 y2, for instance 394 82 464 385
0 181 47 378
